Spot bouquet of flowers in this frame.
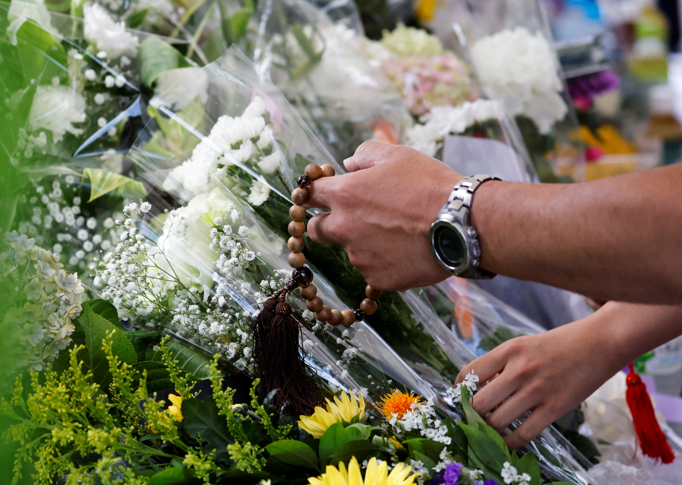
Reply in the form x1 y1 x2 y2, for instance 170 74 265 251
1 6 598 484
347 22 537 185
422 0 585 183
250 0 413 160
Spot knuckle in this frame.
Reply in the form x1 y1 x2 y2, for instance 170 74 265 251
486 414 505 432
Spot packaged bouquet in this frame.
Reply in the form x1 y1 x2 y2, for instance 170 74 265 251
250 0 413 161
349 21 538 184
436 0 586 183
0 6 600 485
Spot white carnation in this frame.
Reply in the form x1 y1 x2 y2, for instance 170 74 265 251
83 3 139 59
150 67 208 110
471 27 567 134
29 86 86 142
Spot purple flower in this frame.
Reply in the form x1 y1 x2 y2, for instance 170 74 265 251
567 70 620 102
443 463 463 485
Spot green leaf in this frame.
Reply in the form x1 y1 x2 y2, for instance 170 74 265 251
149 467 200 485
160 340 218 381
515 452 541 485
459 423 508 476
15 22 67 81
182 397 233 465
84 299 121 328
82 168 147 203
265 440 319 471
228 0 253 43
412 450 436 471
330 440 380 468
445 418 467 455
403 438 446 464
127 8 149 29
139 37 190 87
511 450 520 466
134 361 173 393
345 423 370 439
78 304 137 387
479 422 510 460
319 423 365 468
460 387 486 429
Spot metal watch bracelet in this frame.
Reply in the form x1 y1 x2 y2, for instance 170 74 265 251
436 174 500 279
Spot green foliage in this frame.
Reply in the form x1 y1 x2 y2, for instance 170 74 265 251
139 37 191 87
144 97 206 158
82 168 147 202
127 8 150 28
479 326 517 352
78 303 137 388
265 440 319 470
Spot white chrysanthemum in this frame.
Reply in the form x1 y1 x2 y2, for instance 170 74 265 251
163 139 221 199
210 115 265 151
257 151 281 174
149 67 208 110
247 177 270 206
83 3 139 59
471 27 567 134
7 0 54 45
242 96 266 118
405 99 503 156
29 86 86 142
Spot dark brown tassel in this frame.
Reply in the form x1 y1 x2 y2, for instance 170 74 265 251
252 295 323 416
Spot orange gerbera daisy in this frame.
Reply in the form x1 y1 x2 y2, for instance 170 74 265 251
378 389 422 420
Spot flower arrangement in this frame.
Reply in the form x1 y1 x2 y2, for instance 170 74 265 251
1 335 564 485
0 5 599 484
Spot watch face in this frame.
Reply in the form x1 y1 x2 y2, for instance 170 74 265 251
433 224 466 268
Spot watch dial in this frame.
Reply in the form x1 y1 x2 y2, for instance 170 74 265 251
434 225 466 267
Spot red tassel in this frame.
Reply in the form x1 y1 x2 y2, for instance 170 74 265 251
625 362 675 464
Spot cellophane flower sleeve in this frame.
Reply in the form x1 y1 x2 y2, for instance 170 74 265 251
124 46 459 412
124 46 599 484
250 0 413 159
450 0 586 183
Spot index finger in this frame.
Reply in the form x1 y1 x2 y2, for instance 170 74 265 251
301 175 334 210
455 347 509 387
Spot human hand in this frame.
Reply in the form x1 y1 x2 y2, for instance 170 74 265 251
304 141 463 291
455 313 628 449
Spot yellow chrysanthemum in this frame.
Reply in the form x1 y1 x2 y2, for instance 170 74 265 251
167 394 183 422
298 392 366 439
308 456 418 485
378 389 421 420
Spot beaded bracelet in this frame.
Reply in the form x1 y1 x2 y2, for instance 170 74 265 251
280 162 381 326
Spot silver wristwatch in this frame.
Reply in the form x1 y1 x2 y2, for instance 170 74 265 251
429 175 500 279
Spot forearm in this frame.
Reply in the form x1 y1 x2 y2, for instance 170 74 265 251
472 165 682 304
592 302 682 367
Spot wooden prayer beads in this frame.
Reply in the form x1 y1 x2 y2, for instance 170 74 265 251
285 163 381 326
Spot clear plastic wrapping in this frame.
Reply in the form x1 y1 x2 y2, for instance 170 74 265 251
124 46 597 484
251 0 413 159
449 0 587 182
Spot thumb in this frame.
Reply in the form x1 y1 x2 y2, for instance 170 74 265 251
344 140 394 172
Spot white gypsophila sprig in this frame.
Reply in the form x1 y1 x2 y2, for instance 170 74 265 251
388 398 451 445
3 232 84 373
25 177 121 276
95 200 259 373
447 370 479 404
